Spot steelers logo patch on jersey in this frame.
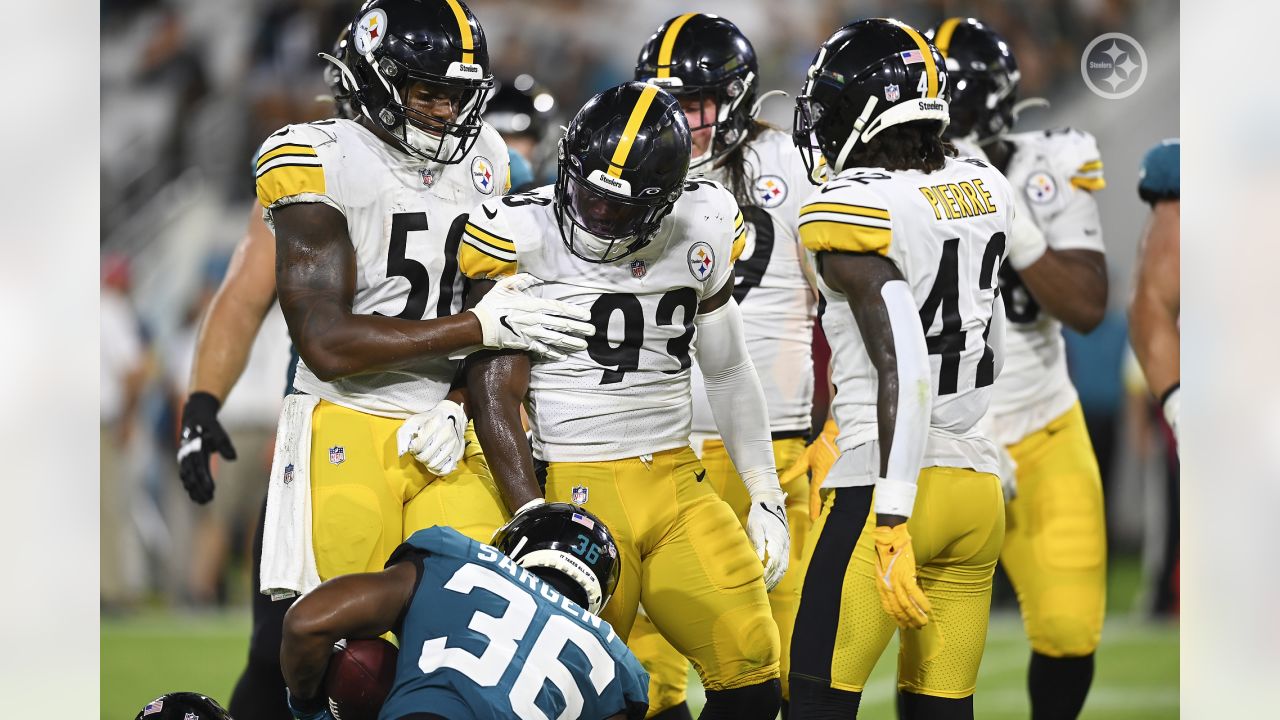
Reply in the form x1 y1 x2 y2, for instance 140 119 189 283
354 9 387 54
471 156 496 194
688 241 716 282
1025 172 1057 204
754 175 788 208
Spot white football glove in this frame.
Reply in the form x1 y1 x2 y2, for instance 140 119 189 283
1007 206 1049 271
997 446 1018 504
397 399 467 477
469 273 594 361
742 468 790 591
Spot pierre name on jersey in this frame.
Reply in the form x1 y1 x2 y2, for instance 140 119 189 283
459 181 745 462
800 156 1014 485
254 118 510 418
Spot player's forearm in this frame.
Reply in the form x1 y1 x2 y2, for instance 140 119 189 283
1129 292 1180 397
1018 248 1108 333
189 292 272 398
695 300 776 476
466 352 541 513
286 305 483 382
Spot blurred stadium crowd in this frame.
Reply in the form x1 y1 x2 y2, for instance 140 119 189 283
100 0 1179 618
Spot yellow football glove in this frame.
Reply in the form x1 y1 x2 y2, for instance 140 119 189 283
780 418 841 521
872 523 931 629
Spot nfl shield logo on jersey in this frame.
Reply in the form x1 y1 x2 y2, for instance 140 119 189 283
185 713 200 720
572 485 589 504
630 259 647 278
471 156 495 194
283 463 295 485
687 241 716 282
329 446 345 465
420 167 435 187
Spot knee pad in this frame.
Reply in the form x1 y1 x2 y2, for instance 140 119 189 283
700 679 781 720
786 676 860 720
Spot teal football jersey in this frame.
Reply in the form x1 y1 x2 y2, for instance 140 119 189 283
378 526 649 720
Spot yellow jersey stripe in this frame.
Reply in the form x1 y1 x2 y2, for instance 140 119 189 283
733 211 744 230
463 223 515 251
1070 177 1107 192
607 84 660 178
933 18 964 57
895 21 939 98
799 202 891 220
799 220 892 255
1076 159 1104 174
731 228 747 263
656 13 698 78
256 165 325 208
444 0 475 65
256 144 316 169
459 243 517 280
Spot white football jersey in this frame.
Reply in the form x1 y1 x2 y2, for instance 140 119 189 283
690 127 818 436
800 157 1014 486
256 118 510 418
459 181 745 462
954 129 1106 444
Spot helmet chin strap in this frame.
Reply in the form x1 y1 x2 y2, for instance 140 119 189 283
749 89 789 119
833 95 879 174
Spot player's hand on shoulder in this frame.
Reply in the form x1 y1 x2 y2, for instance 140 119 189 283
469 273 594 361
397 399 467 477
177 391 237 504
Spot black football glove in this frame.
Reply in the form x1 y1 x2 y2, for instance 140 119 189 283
177 391 237 504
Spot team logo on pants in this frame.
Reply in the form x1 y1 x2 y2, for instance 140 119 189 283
329 446 346 465
572 485 589 504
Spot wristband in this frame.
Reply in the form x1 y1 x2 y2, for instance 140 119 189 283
873 477 918 518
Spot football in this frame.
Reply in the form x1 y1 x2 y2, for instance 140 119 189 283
323 637 398 720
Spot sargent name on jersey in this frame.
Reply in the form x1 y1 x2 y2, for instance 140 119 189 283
474 542 618 642
919 178 999 220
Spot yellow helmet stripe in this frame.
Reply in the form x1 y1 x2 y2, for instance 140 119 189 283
894 21 939 98
656 13 699 78
444 0 475 65
607 84 660 178
933 17 964 57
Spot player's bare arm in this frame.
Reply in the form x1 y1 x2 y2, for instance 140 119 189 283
1130 199 1180 398
189 205 279 399
273 201 484 381
464 278 542 514
1016 247 1108 333
280 561 417 701
819 251 928 528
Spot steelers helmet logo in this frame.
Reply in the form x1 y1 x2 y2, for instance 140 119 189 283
471 156 495 194
754 175 788 208
354 9 388 55
1025 172 1057 204
688 241 716 282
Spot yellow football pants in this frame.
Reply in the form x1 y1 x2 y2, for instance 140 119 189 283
308 400 508 581
1002 402 1107 657
791 467 1004 698
631 437 809 714
544 446 780 692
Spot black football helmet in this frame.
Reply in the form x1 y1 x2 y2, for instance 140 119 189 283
793 19 949 179
927 18 1019 144
484 74 556 143
338 0 494 163
554 81 691 263
491 502 621 615
135 692 233 720
635 13 757 170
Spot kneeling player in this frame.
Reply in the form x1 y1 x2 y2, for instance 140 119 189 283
463 82 788 719
281 503 649 720
787 20 1012 719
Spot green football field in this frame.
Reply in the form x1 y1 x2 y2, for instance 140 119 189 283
103 558 1178 719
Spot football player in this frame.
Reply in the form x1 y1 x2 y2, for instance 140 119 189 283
626 13 818 718
1130 139 1180 450
485 74 559 190
282 503 648 720
461 81 787 719
929 18 1110 718
787 19 1012 719
259 0 593 593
